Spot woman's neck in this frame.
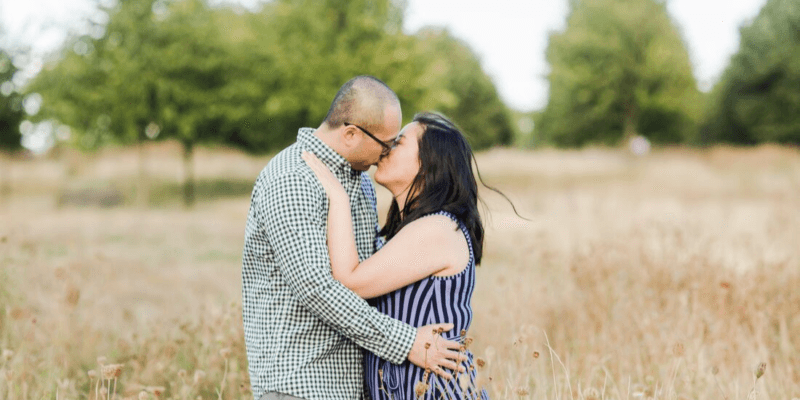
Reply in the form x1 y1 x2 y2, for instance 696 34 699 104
392 184 415 214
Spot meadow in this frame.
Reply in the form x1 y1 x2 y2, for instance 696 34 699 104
0 142 798 399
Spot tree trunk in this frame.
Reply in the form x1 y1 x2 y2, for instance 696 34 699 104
0 152 9 209
137 138 149 207
623 101 638 139
182 142 195 208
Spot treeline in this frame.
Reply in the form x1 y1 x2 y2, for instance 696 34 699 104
4 0 513 156
2 0 798 160
535 0 800 147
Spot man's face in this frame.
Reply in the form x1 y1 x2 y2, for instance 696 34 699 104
350 105 402 171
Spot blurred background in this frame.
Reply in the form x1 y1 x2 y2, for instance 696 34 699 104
0 0 799 399
0 0 798 207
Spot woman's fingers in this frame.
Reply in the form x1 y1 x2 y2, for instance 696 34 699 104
302 151 334 187
433 348 467 373
436 358 464 374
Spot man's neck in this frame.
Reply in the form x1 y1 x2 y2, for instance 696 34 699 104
314 125 350 165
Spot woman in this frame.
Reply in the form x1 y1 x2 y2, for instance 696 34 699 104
302 112 502 399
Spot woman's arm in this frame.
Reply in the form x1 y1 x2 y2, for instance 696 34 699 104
302 151 467 299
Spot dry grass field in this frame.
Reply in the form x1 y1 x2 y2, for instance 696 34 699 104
1 142 799 399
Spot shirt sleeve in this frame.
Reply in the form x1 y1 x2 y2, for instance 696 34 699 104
258 169 415 365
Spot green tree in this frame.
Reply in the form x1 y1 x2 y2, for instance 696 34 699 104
0 49 23 152
151 0 252 206
411 28 514 149
539 0 701 147
1 46 25 206
228 0 410 151
28 0 516 209
29 0 248 207
228 0 513 151
701 0 800 145
29 0 164 205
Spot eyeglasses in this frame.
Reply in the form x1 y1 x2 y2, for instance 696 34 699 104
344 122 398 157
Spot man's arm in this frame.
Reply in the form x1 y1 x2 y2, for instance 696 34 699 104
258 170 415 363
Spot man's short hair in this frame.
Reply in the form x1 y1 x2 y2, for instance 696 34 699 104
323 76 400 132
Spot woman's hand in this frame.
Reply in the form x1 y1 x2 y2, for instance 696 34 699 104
301 151 348 202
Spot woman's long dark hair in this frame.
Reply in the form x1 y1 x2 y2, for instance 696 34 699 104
379 112 520 265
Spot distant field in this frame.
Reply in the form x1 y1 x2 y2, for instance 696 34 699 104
1 143 799 399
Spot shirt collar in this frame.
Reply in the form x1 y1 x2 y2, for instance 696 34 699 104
297 127 358 180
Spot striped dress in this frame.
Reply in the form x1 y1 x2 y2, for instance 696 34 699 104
364 211 490 400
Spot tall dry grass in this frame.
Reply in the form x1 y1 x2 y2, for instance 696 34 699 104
0 143 798 399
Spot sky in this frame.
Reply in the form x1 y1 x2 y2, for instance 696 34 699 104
0 0 769 112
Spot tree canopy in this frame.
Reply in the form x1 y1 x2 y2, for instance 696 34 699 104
27 0 514 155
701 0 800 145
539 0 702 147
24 0 514 206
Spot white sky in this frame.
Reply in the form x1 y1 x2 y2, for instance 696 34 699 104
1 0 768 111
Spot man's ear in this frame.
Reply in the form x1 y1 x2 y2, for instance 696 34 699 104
342 125 359 148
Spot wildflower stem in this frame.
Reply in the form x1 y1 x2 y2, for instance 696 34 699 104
712 374 728 400
216 358 229 400
544 330 574 400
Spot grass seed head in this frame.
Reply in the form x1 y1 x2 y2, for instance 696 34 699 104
517 388 530 396
146 386 165 396
102 363 123 379
755 362 766 379
87 370 97 379
414 381 429 397
97 356 107 366
219 348 232 358
1 349 12 361
64 285 80 306
193 370 206 384
672 342 685 357
584 387 600 400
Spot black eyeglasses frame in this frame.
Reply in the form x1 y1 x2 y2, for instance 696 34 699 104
344 122 399 157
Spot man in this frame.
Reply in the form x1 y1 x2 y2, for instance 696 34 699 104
242 76 464 400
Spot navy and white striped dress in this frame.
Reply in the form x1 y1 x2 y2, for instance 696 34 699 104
364 210 490 400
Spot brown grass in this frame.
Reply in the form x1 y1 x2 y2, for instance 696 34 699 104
1 142 799 399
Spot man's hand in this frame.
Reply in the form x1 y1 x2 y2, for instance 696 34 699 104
408 323 467 380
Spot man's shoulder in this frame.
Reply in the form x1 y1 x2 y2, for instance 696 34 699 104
255 144 321 197
261 143 299 176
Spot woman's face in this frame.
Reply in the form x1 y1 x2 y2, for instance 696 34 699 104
374 121 424 195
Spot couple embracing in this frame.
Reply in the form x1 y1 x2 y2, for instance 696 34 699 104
242 76 495 400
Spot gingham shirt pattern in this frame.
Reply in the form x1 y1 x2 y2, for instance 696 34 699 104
242 128 416 400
